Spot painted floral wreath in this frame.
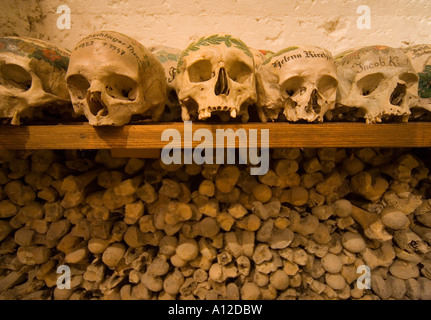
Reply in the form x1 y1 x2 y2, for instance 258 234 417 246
0 38 69 71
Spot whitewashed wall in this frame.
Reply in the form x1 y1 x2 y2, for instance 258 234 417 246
1 0 431 55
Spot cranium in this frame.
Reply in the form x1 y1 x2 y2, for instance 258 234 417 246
151 46 182 121
176 33 257 122
0 37 71 125
256 45 338 122
403 44 431 120
329 45 419 123
66 31 166 126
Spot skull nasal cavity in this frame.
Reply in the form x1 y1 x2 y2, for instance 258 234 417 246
306 89 320 114
87 91 108 117
390 83 406 106
214 68 229 96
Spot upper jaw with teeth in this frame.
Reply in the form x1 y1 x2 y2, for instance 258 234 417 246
198 106 239 120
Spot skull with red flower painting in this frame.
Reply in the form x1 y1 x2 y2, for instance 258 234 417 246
43 49 62 62
0 37 71 124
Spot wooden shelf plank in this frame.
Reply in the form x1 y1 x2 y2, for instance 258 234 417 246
0 122 430 150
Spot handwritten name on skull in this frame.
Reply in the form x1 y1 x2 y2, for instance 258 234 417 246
405 45 431 59
350 56 409 73
272 50 331 69
74 33 144 67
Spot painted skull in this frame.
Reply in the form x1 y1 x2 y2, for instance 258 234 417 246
330 45 419 123
0 37 71 125
403 44 431 120
151 46 182 121
66 31 166 126
176 34 257 122
256 45 338 122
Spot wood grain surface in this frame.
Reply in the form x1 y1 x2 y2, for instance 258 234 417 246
0 122 430 150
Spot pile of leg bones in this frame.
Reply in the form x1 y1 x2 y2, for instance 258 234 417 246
1 147 431 300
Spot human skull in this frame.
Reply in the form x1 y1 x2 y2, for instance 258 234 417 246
0 37 71 125
330 45 419 123
403 44 431 120
256 45 338 122
151 46 182 121
66 31 166 126
176 34 257 122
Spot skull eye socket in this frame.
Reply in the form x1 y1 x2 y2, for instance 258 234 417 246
317 75 338 99
282 76 304 97
0 63 32 92
227 61 252 83
357 73 384 96
105 75 137 101
399 72 418 87
67 74 90 100
188 60 212 83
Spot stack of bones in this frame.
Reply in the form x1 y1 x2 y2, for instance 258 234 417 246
0 31 431 300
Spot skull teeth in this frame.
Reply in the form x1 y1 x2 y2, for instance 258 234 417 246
199 106 240 119
198 109 211 119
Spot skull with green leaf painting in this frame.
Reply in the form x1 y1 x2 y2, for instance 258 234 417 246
0 37 71 125
176 34 257 122
403 44 431 120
